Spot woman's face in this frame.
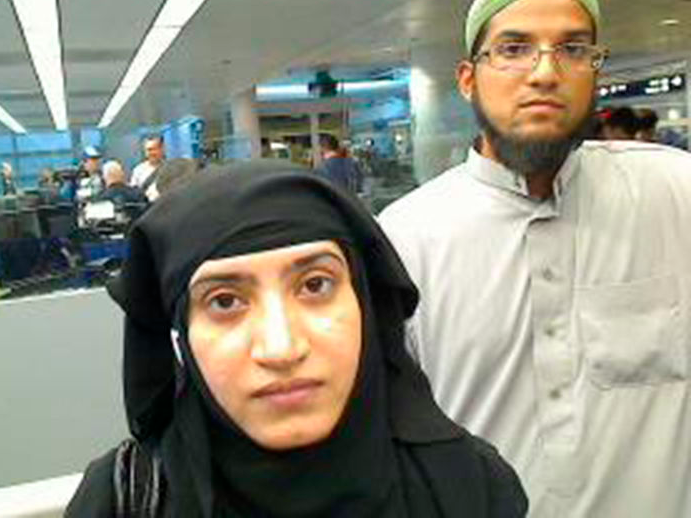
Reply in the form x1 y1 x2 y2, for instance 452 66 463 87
187 240 362 450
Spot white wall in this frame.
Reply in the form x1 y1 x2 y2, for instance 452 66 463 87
0 289 127 488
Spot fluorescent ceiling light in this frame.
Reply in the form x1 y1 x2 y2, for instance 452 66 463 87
156 0 207 28
12 0 68 131
343 79 407 93
99 0 208 128
0 105 27 134
256 84 310 97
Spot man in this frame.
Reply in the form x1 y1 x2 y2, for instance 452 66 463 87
378 1 691 517
99 160 147 208
315 134 363 194
130 135 165 202
76 146 104 201
635 108 659 142
600 106 638 140
1 162 17 195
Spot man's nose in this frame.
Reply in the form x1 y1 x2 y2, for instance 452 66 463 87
527 49 561 86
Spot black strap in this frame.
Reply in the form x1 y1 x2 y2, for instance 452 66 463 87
113 438 166 518
140 165 161 194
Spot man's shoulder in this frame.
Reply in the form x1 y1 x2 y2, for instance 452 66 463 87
379 163 467 225
132 161 152 174
580 140 691 172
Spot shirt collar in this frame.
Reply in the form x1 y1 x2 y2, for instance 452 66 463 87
466 146 581 204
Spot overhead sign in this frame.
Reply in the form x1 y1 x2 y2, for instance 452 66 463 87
598 74 685 99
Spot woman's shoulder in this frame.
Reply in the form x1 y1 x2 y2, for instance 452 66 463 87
405 430 529 517
64 447 118 517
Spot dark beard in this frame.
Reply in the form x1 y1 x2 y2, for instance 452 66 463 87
472 93 595 177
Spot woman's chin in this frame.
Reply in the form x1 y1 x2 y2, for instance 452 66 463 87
249 418 336 451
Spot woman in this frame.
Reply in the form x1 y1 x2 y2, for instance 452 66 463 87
66 161 527 517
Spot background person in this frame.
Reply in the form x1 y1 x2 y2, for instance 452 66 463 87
635 108 659 142
130 135 165 202
600 106 639 140
98 160 148 219
1 162 18 196
76 146 105 201
315 134 364 195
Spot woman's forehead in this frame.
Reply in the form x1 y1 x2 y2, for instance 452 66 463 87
189 240 346 286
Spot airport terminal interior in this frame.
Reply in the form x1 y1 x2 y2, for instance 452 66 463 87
1 0 691 514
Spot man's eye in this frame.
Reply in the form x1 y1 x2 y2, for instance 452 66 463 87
496 43 532 58
299 275 335 298
560 43 588 59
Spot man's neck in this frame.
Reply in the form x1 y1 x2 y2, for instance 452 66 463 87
323 150 339 160
479 136 556 200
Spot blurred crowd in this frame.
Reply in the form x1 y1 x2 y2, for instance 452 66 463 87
592 106 687 148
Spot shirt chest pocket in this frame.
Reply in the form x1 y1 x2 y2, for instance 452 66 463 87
576 275 688 388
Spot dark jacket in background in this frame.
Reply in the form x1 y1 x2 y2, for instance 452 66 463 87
98 184 147 207
316 156 363 194
97 183 148 221
1 177 17 196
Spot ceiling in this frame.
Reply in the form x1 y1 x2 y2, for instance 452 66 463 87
0 0 690 135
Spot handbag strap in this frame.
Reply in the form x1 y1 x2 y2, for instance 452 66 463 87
113 438 166 517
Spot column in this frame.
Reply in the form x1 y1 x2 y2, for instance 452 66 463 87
310 112 322 167
409 41 477 184
230 87 262 159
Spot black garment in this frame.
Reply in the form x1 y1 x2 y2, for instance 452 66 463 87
66 162 527 517
98 183 148 207
316 156 363 194
1 176 17 196
97 183 148 221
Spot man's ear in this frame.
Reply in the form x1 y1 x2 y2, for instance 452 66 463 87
456 60 475 102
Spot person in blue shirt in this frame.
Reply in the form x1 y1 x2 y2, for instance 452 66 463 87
315 134 363 194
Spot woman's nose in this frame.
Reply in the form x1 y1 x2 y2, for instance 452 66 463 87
251 293 308 367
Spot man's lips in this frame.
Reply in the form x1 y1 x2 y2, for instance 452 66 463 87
252 378 323 398
520 99 565 110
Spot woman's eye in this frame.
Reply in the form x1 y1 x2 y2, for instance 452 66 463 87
299 275 335 298
208 293 244 313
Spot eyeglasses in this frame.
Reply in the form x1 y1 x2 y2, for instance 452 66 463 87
474 42 608 73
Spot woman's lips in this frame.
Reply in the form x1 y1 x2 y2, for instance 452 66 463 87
252 379 323 408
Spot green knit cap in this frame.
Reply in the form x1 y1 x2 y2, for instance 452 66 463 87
464 0 601 55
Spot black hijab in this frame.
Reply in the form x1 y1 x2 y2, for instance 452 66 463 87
107 161 526 517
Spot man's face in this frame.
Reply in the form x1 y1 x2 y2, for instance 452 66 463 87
144 139 164 165
84 157 100 174
458 0 597 151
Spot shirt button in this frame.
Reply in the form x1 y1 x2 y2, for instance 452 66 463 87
549 388 561 400
542 267 555 281
545 326 557 338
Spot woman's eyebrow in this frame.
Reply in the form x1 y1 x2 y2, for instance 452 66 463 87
288 251 346 274
189 273 257 295
189 252 345 293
